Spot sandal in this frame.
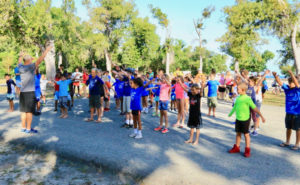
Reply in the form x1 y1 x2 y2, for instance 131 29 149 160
291 145 300 150
85 118 94 122
95 120 102 123
279 143 290 147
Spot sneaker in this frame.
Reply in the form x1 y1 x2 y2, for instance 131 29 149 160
135 134 143 139
251 130 258 136
154 126 163 131
161 128 169 134
54 109 58 112
148 105 153 109
141 108 145 113
21 128 26 132
145 108 149 114
228 144 240 153
129 133 137 138
128 125 133 128
244 147 251 158
30 128 38 133
121 123 129 128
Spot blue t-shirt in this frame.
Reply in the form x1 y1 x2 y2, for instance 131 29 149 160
142 81 150 96
282 84 300 115
130 87 144 111
207 80 220 97
123 76 131 96
113 79 124 97
14 67 21 81
6 79 16 94
153 84 161 96
35 74 41 89
57 79 73 97
246 86 256 103
86 75 104 96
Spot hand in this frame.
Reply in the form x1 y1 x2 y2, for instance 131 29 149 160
272 72 277 77
261 117 266 123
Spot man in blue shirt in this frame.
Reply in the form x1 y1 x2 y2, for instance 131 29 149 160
273 71 300 150
86 68 105 123
205 71 220 117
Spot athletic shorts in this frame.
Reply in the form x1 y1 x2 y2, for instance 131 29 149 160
35 88 41 102
132 110 141 116
6 93 15 101
89 95 101 109
207 97 218 108
235 118 251 134
41 89 46 96
73 82 80 86
123 96 131 113
20 91 35 113
171 93 176 101
285 114 300 130
59 96 68 108
218 87 226 93
159 100 169 111
16 80 21 88
54 91 59 101
154 96 160 102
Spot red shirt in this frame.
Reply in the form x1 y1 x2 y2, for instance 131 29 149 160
82 73 88 83
55 77 60 91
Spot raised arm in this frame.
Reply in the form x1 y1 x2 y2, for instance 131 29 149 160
35 46 53 67
272 72 283 87
288 70 299 88
178 80 189 93
256 70 270 86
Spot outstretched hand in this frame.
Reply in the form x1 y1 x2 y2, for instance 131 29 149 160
272 71 277 77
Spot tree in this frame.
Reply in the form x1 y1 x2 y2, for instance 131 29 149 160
193 6 215 72
149 5 172 74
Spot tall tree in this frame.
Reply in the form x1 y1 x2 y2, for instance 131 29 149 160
193 6 215 72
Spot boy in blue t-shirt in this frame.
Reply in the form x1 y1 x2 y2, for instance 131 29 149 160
5 74 16 112
273 71 300 150
112 76 124 112
53 74 74 119
205 70 220 117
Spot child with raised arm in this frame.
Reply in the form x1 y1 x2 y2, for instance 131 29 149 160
273 71 300 150
5 74 16 112
206 69 220 117
172 76 187 128
129 78 152 139
182 82 204 145
154 74 171 134
228 82 266 157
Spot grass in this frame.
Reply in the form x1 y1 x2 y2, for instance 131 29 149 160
263 91 285 107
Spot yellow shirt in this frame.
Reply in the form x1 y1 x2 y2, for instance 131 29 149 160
173 70 183 77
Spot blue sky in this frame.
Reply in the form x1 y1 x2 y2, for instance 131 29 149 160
52 0 282 73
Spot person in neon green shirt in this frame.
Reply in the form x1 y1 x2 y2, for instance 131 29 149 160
228 82 266 158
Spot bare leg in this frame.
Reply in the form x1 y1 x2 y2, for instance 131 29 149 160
90 108 94 120
138 114 142 130
286 129 292 145
174 100 181 126
133 115 138 129
185 128 194 143
208 107 211 116
96 108 101 121
236 132 242 147
295 130 300 147
213 107 216 117
244 133 251 148
160 110 164 127
192 129 201 145
21 113 26 129
164 111 169 128
25 113 33 130
180 99 185 126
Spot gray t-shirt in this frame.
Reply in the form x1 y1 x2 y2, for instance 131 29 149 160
19 63 36 92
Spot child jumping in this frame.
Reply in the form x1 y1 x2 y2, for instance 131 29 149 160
228 82 265 157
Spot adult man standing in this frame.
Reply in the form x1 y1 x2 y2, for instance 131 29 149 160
18 46 52 133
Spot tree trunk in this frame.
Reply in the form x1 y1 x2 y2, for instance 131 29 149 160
58 51 62 67
235 60 239 72
199 36 203 72
104 49 112 75
45 40 56 81
291 23 300 75
166 51 170 75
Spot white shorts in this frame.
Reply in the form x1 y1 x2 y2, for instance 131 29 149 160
123 96 131 113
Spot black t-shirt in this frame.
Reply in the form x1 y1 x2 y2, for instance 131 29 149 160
6 79 16 94
188 92 201 117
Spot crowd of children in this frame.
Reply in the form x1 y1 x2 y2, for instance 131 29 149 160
5 64 300 158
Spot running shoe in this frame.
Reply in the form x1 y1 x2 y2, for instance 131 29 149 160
251 130 258 136
154 126 162 131
129 133 137 138
161 128 169 134
135 134 143 139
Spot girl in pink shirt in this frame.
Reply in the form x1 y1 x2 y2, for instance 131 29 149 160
173 76 187 128
154 75 171 134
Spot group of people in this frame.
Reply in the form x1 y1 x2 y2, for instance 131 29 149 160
4 50 300 158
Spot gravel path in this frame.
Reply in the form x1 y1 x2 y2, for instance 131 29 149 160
0 95 299 185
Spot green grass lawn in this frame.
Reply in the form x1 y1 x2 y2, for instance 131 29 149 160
263 91 285 107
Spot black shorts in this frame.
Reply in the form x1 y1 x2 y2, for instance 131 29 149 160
20 91 35 113
89 95 101 109
235 118 251 134
262 88 267 94
218 87 226 93
285 114 300 130
132 110 141 116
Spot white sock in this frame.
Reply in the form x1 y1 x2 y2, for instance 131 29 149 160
126 120 129 125
134 129 138 134
129 120 133 125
